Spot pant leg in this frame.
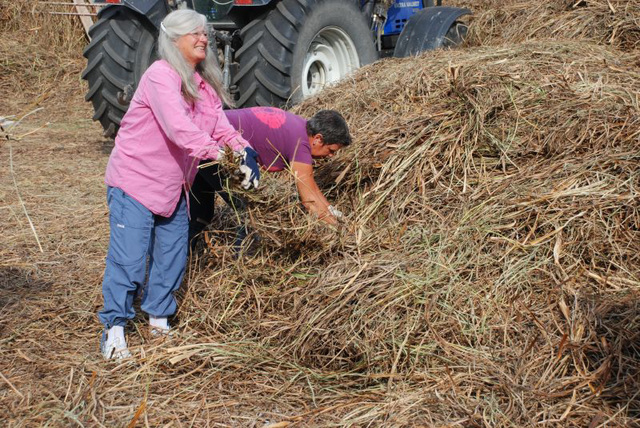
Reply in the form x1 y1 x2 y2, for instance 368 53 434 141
99 187 153 328
188 163 221 241
141 194 189 318
190 162 249 253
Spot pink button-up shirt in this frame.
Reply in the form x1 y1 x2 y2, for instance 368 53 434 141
105 60 248 217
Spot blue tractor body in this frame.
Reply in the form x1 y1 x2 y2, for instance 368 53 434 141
383 0 425 36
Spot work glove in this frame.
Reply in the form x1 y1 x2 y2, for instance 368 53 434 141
328 205 343 219
238 147 260 190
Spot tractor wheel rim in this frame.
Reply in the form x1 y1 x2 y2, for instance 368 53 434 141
301 26 359 98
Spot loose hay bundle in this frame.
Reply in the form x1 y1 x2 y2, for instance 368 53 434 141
186 40 640 424
466 0 640 51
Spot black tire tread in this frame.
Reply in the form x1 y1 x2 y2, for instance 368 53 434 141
82 7 156 138
258 44 290 75
111 19 137 49
104 42 133 71
265 20 295 52
276 2 301 28
99 63 128 92
234 0 376 108
255 69 289 98
85 76 103 101
81 52 102 80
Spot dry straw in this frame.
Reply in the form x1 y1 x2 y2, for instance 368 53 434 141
228 39 639 425
0 0 87 51
0 0 87 118
465 0 640 50
1 0 639 426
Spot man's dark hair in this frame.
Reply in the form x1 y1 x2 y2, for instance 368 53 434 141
306 110 352 146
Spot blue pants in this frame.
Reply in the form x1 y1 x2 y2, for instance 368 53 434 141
98 187 189 328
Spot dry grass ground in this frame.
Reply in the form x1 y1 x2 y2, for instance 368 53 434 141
1 0 639 426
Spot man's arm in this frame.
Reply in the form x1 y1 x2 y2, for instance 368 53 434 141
291 161 337 225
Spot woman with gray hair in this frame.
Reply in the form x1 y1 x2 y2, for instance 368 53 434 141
97 9 261 360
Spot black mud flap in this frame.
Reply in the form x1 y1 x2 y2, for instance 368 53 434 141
393 6 471 58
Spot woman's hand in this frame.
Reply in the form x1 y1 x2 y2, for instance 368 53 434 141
239 147 260 190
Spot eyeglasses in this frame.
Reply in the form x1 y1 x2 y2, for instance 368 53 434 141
188 31 208 39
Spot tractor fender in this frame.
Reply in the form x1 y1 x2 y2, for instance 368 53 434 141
393 6 471 58
95 0 170 28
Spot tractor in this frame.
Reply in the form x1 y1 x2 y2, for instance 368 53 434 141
82 0 471 138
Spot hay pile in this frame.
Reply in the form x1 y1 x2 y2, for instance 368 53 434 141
1 0 639 426
189 39 640 425
465 0 640 50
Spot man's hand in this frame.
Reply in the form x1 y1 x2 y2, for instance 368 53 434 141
238 147 260 190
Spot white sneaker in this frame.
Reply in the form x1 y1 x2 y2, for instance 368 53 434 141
149 326 174 337
100 326 132 360
149 316 174 337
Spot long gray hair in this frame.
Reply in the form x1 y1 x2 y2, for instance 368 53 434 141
158 9 233 106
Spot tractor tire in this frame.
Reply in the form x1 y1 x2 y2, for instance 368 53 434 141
81 7 157 138
233 0 378 108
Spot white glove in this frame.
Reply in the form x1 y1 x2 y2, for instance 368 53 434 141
328 205 343 219
238 147 260 190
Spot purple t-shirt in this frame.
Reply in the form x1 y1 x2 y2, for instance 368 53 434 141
225 107 312 171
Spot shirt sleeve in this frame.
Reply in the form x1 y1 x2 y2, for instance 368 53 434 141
142 68 224 160
290 138 313 165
